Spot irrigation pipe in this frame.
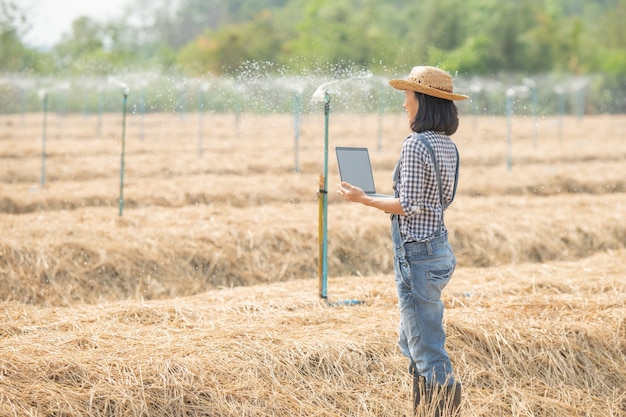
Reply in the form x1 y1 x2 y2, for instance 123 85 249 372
109 77 130 216
318 92 330 300
39 90 48 187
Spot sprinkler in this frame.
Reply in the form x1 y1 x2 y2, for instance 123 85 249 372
315 90 362 307
293 91 302 173
109 77 130 216
36 82 72 187
139 80 147 141
319 91 330 300
38 89 48 187
505 85 530 171
177 82 187 124
97 86 104 138
573 80 587 121
469 84 483 134
523 78 538 147
554 86 566 141
376 89 384 151
197 83 210 158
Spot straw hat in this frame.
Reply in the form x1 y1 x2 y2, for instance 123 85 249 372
389 66 468 101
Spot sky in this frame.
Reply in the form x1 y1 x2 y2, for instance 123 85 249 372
22 0 131 48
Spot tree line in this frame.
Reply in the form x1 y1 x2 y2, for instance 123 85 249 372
1 0 625 78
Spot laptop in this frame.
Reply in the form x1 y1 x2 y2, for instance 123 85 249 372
335 146 393 198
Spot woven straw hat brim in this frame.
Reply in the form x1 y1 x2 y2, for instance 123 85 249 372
389 79 468 101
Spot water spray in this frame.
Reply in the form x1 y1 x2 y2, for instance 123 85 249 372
109 77 130 216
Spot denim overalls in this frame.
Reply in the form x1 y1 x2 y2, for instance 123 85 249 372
391 134 458 387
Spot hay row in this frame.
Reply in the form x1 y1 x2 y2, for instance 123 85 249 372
2 114 624 165
1 192 624 306
1 250 624 416
0 155 624 215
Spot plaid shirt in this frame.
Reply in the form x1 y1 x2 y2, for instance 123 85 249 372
393 131 459 242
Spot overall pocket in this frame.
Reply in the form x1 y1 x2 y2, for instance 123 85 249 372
425 265 455 301
394 255 413 291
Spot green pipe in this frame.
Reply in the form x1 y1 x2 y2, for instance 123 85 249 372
506 93 513 171
40 92 48 187
198 89 204 158
119 92 128 216
320 91 330 299
294 91 301 173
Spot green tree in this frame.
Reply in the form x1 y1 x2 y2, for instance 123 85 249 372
281 0 396 73
0 0 28 72
177 10 285 74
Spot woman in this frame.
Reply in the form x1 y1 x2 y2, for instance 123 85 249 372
337 66 467 416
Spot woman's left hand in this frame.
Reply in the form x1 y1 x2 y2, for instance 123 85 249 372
337 182 366 203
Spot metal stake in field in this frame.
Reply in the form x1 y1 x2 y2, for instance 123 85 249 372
505 85 530 171
39 90 48 187
554 86 566 141
523 78 538 147
198 83 209 158
97 87 104 138
318 92 330 300
316 91 362 307
506 90 514 172
293 91 302 173
377 89 384 151
109 77 130 216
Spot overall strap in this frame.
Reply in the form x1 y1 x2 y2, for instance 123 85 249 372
417 135 459 210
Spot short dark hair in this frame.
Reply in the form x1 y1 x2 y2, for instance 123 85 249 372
411 92 459 135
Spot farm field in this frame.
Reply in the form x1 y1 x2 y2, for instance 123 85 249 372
0 110 625 416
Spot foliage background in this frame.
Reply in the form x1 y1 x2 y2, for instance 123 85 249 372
1 0 625 113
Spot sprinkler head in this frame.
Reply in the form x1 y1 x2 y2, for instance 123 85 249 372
108 76 130 96
506 85 530 98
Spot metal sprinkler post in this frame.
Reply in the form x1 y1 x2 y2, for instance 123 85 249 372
293 91 302 173
523 78 538 147
505 85 530 171
39 90 48 187
318 91 330 300
317 91 362 307
119 89 128 216
109 77 130 216
198 83 209 158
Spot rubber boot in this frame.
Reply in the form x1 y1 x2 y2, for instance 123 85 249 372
443 382 462 417
409 361 423 413
424 382 462 417
410 361 462 416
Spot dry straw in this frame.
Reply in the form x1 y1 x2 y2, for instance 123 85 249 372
1 250 625 416
0 112 625 415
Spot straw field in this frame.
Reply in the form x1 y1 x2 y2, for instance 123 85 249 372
0 108 625 416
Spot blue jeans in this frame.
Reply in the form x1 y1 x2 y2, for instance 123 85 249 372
392 217 456 386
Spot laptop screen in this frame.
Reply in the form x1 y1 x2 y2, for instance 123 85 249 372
335 147 377 194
